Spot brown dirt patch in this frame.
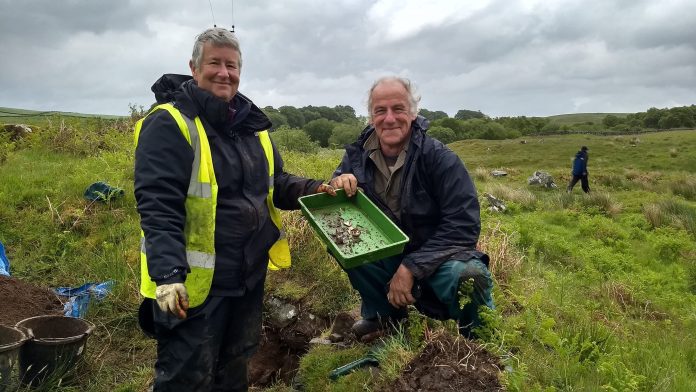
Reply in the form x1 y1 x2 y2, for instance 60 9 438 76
385 334 504 392
0 275 64 325
249 311 329 388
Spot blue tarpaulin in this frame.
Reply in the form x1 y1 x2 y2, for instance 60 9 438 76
54 281 114 318
0 240 9 276
84 181 124 202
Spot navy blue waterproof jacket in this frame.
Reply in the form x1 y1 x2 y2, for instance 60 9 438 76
333 117 487 280
572 150 588 176
135 74 322 296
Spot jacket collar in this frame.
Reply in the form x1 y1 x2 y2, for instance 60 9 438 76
150 74 271 134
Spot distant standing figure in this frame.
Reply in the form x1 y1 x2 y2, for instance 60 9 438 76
567 146 590 193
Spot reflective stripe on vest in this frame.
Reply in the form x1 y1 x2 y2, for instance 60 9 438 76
257 131 292 270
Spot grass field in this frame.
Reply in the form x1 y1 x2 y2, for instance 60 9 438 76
1 113 694 391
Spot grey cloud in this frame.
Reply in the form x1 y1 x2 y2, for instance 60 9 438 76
0 0 694 117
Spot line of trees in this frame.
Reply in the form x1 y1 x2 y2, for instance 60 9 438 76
264 104 696 152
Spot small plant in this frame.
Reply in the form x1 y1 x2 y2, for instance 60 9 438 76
458 278 475 308
472 305 503 343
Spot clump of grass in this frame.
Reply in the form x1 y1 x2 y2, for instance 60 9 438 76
624 169 662 190
643 199 696 238
479 223 524 284
596 173 631 190
486 184 537 210
36 118 128 156
669 148 678 158
372 325 419 387
601 281 668 320
577 192 622 216
670 176 696 201
548 191 575 209
473 166 489 182
558 319 614 364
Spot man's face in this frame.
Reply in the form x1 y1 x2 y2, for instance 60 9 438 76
370 80 417 153
190 42 240 102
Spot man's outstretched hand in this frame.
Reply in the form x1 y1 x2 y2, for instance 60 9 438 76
329 174 358 197
155 283 189 319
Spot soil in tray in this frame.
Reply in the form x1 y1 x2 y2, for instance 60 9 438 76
313 206 389 257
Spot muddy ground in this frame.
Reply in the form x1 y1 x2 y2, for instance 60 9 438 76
0 275 64 325
0 276 504 391
384 333 503 392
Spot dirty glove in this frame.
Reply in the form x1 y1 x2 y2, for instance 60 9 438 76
155 283 189 319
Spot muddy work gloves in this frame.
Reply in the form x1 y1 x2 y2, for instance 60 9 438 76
155 283 189 319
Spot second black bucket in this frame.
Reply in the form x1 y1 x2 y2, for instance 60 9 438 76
15 315 95 387
0 324 30 392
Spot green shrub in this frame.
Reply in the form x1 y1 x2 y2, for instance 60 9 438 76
428 126 457 144
577 215 628 248
649 227 694 262
303 118 336 147
270 126 319 153
328 123 362 148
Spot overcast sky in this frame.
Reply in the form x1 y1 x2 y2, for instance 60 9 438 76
1 0 695 118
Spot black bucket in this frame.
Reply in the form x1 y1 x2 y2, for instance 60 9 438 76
15 315 95 387
0 324 30 391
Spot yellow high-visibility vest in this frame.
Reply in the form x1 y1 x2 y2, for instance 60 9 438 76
135 103 291 307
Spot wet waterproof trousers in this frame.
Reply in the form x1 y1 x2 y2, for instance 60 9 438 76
345 256 495 338
140 281 264 392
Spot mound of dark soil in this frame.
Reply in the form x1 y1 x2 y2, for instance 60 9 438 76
386 334 503 392
0 275 64 325
249 311 329 388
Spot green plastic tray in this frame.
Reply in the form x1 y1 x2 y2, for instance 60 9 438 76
298 189 409 269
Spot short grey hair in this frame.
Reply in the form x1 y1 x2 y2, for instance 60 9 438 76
191 28 242 71
367 76 420 119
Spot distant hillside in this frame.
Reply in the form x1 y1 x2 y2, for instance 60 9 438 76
546 112 629 125
0 106 123 123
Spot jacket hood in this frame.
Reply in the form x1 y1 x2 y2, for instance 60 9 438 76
151 74 193 104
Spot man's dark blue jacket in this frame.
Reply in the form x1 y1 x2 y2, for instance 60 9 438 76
333 117 487 280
